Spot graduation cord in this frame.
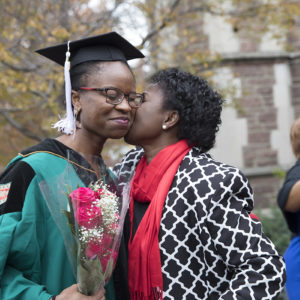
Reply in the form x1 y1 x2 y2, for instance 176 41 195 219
18 151 97 174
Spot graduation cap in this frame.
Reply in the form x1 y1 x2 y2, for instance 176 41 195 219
36 31 144 67
36 31 144 135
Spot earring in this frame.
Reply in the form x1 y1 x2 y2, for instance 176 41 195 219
76 120 82 129
74 108 82 129
162 124 167 130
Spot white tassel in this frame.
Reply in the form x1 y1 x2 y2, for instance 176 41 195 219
52 41 76 135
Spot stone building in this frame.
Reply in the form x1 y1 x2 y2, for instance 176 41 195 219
154 3 300 208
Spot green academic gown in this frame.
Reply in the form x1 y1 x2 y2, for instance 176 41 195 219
0 138 115 300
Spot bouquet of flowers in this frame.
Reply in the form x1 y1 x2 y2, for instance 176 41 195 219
65 180 120 295
39 151 130 296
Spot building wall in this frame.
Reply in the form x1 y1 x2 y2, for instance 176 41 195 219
154 1 300 208
202 11 300 207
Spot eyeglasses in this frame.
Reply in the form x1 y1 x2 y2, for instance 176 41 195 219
78 87 145 108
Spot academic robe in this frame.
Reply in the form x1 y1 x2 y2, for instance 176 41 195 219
0 138 116 300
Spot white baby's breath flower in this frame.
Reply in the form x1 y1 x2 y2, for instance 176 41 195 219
96 190 119 232
79 226 104 244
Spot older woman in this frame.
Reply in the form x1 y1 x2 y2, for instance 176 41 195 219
114 68 286 299
0 32 143 300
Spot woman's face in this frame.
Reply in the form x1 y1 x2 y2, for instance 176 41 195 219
125 83 167 146
77 61 136 140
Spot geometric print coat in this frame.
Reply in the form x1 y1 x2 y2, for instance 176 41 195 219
114 146 286 300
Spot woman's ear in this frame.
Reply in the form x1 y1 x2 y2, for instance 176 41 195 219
162 110 179 130
72 90 82 129
72 90 82 114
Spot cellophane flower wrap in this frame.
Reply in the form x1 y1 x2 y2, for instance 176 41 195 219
67 180 121 295
39 151 130 296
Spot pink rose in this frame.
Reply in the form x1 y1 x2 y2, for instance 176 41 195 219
102 233 113 248
74 205 101 228
101 257 110 272
86 240 103 259
69 187 95 209
94 188 103 199
101 249 118 272
86 237 118 272
85 234 114 259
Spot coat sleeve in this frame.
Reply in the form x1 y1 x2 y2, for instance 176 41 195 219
206 169 286 300
111 147 144 184
0 161 52 300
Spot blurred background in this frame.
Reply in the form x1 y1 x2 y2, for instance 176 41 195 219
1 1 300 296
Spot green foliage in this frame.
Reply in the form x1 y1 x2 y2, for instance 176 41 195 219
255 205 290 256
273 168 287 180
63 189 76 237
2 0 300 168
255 205 289 299
77 254 105 296
277 291 288 300
0 0 123 165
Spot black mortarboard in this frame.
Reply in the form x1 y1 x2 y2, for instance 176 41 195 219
35 32 144 136
36 31 144 68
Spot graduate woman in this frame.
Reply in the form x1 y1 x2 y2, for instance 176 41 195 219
114 68 286 299
0 32 144 300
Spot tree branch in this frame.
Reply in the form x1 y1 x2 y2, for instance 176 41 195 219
1 60 38 72
0 95 49 113
139 0 182 48
186 3 267 18
0 107 23 113
1 111 44 141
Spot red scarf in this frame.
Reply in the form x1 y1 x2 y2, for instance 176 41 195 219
128 140 192 300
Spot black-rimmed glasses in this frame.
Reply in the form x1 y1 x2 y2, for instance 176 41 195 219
78 87 145 108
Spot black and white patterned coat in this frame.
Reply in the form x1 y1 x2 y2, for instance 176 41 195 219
114 146 286 300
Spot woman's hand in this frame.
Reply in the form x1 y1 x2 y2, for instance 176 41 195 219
55 284 105 300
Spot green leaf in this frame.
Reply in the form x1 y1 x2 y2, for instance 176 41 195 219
77 258 105 296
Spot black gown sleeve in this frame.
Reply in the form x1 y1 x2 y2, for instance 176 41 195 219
0 161 35 215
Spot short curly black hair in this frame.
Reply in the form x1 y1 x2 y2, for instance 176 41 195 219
148 68 224 152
